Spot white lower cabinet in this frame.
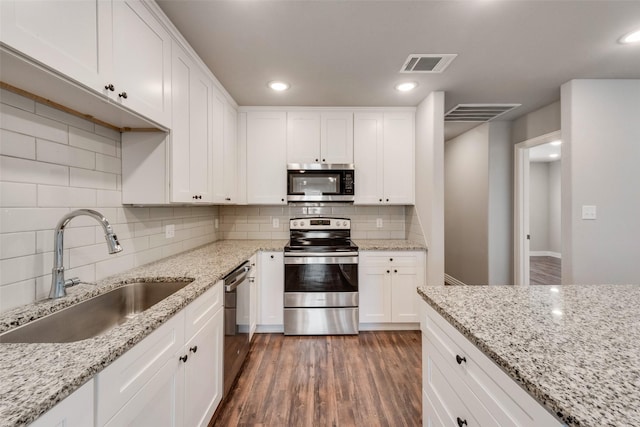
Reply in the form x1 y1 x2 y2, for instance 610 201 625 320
421 302 562 427
256 251 284 330
359 251 425 326
29 379 94 427
96 283 224 427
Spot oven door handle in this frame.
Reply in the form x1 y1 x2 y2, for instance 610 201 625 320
284 251 358 257
284 255 359 265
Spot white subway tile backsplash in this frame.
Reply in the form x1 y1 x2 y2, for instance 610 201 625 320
35 103 94 132
0 103 67 143
0 129 36 159
0 279 35 312
0 252 55 286
0 182 37 207
0 232 36 259
1 208 69 233
0 92 220 314
70 168 116 190
37 185 97 208
37 139 95 169
68 126 117 156
0 156 68 186
95 153 121 174
0 88 35 112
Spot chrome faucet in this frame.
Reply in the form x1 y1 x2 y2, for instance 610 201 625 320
50 209 122 299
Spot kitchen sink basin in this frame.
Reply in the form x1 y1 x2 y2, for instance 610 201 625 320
0 280 192 344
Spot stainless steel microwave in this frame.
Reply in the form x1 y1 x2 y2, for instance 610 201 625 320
287 164 355 202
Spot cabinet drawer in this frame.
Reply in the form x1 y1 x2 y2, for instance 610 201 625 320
424 333 497 426
360 251 420 267
424 304 561 426
184 282 223 340
96 311 185 426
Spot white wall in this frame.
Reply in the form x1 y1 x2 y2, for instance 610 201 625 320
487 121 513 284
548 160 561 254
414 92 445 286
0 89 219 313
444 121 512 285
512 101 561 144
561 79 640 284
445 125 489 284
530 162 551 252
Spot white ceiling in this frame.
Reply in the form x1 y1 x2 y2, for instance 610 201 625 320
157 0 640 139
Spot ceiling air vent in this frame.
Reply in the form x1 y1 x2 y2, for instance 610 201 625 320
444 104 521 122
400 54 457 73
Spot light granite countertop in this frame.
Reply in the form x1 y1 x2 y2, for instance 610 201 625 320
0 240 285 427
355 239 426 251
417 284 640 427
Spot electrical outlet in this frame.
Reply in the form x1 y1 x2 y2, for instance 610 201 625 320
214 218 219 229
272 218 280 228
582 205 597 220
165 224 175 238
376 218 383 228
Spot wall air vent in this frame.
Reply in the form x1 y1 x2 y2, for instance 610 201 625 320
400 54 457 73
444 104 521 122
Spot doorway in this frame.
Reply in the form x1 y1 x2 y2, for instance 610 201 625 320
514 130 562 286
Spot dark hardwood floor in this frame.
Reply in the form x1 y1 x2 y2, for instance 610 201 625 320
211 331 422 427
530 256 561 286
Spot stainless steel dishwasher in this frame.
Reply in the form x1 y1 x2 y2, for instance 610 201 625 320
223 260 251 397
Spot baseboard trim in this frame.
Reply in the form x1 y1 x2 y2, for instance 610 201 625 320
530 251 562 259
444 274 467 286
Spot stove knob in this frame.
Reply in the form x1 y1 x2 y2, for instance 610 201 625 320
300 221 305 227
293 221 298 227
343 221 348 226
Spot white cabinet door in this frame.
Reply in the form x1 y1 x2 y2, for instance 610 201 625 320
0 0 111 95
30 380 94 427
257 252 284 326
391 263 420 323
183 307 223 427
287 111 320 164
170 44 213 203
246 112 287 204
321 111 353 164
354 112 384 204
223 102 238 203
111 0 172 127
383 112 414 204
358 264 392 323
211 92 226 203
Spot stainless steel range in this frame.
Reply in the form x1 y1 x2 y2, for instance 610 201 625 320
284 217 358 335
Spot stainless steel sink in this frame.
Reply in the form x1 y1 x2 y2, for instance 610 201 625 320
0 280 192 343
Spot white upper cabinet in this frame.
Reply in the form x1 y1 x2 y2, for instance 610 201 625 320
286 111 353 164
354 111 415 205
0 0 111 94
213 99 238 204
1 0 171 128
170 42 213 203
321 111 354 164
111 1 172 127
246 112 287 205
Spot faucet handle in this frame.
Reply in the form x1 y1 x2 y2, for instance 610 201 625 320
64 277 81 288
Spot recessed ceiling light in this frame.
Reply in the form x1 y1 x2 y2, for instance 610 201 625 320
395 82 418 92
549 153 560 158
268 81 290 91
619 29 640 44
550 140 562 146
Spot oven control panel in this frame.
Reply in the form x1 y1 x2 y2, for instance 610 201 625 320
289 217 350 230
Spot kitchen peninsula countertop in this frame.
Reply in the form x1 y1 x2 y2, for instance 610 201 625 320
0 240 285 427
417 284 640 427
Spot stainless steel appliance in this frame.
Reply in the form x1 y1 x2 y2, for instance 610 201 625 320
223 261 251 396
287 163 355 202
284 217 358 335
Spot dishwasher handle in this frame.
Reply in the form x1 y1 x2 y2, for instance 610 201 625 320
224 262 251 292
